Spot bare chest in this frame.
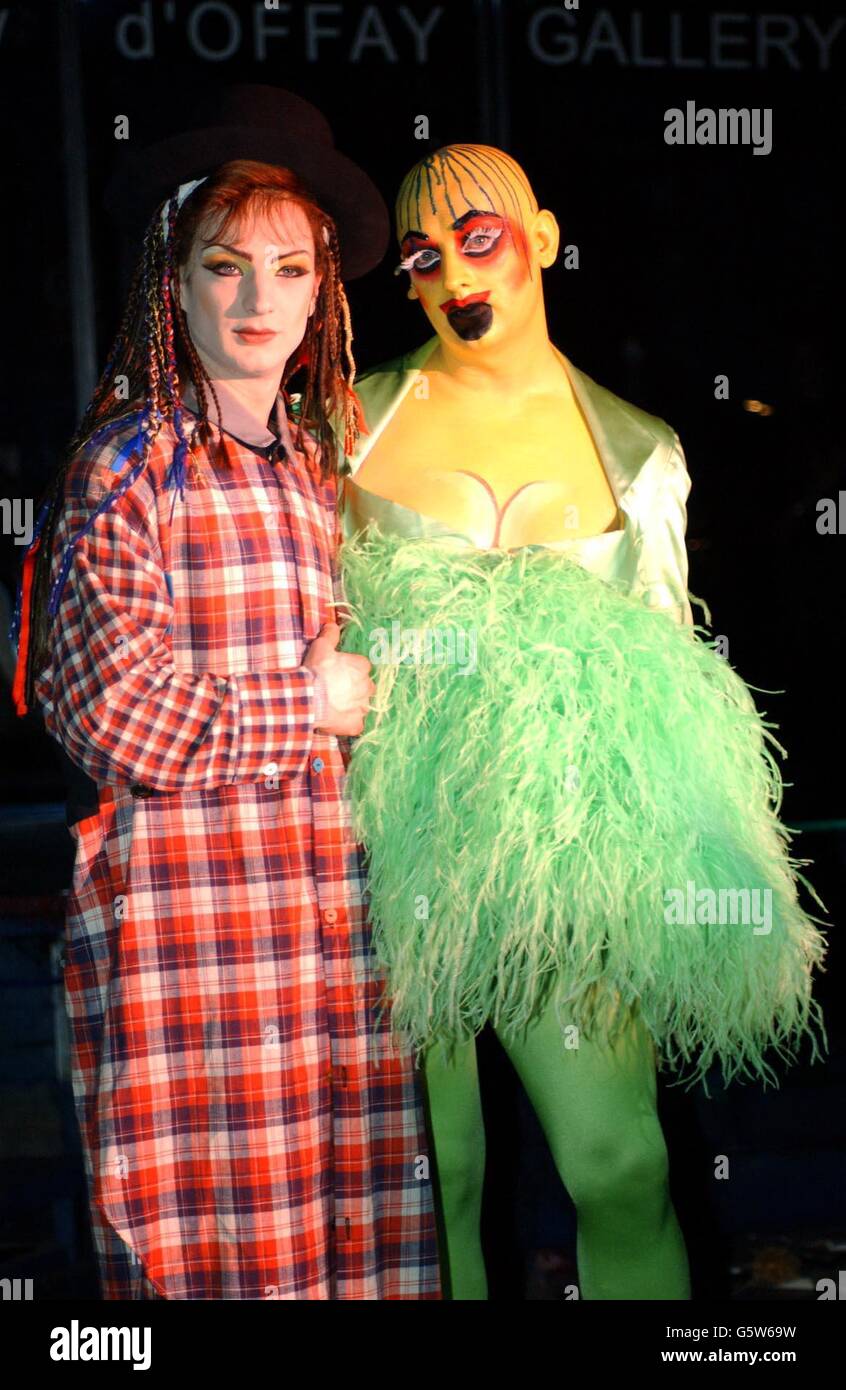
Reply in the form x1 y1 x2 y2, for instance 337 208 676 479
355 388 620 546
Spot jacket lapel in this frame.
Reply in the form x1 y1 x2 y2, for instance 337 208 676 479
561 357 665 503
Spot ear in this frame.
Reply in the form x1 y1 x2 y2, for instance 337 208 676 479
173 262 194 315
406 282 420 301
531 209 560 269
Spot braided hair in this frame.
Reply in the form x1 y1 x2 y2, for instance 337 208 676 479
12 159 362 715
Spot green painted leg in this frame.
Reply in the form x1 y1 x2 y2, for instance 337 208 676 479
421 1037 489 1300
499 996 691 1300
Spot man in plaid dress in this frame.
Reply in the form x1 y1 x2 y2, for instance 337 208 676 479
33 378 440 1300
15 87 442 1300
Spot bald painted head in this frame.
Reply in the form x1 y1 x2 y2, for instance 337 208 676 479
394 144 559 350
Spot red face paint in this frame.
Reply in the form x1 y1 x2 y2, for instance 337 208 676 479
451 213 511 265
504 219 531 287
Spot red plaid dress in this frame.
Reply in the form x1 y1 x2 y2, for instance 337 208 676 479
33 399 441 1300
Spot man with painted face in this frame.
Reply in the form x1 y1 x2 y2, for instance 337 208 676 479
336 146 827 1299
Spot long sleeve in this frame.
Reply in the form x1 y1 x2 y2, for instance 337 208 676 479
38 477 324 791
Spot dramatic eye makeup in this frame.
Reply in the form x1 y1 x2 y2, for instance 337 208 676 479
201 243 311 277
395 216 508 276
394 242 439 276
462 223 504 253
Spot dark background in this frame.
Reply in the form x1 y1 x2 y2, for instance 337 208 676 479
0 0 843 1301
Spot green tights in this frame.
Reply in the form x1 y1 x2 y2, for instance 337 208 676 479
422 997 691 1300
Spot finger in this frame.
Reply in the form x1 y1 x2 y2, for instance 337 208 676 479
318 621 341 648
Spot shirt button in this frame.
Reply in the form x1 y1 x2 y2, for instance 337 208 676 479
262 761 279 776
323 908 338 925
312 757 324 773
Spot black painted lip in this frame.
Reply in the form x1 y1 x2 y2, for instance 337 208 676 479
447 302 494 340
447 302 492 321
448 302 490 317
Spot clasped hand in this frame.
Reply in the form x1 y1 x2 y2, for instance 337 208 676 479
303 621 375 736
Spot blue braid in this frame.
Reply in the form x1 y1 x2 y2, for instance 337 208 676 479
162 195 190 500
21 192 193 639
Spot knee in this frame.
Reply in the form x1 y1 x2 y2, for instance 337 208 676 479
431 1130 486 1212
559 1128 671 1213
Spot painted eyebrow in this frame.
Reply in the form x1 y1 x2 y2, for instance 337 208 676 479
401 210 505 244
201 242 311 260
450 209 504 231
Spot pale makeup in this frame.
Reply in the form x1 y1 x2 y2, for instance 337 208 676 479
176 203 322 389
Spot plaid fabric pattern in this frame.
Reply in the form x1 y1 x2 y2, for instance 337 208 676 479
34 409 441 1300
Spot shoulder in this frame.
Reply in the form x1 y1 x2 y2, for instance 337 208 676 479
278 409 338 510
354 348 414 390
63 410 176 529
356 332 435 380
353 338 433 428
355 338 434 385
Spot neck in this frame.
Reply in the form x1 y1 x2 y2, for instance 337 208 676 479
205 374 280 429
427 302 568 396
188 342 282 429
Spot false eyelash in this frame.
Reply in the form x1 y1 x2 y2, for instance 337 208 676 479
393 247 430 276
464 224 504 245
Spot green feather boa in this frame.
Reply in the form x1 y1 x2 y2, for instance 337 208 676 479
338 527 828 1092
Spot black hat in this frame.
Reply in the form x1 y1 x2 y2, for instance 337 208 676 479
104 84 389 280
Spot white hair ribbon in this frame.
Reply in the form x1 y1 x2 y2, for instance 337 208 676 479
161 176 209 236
